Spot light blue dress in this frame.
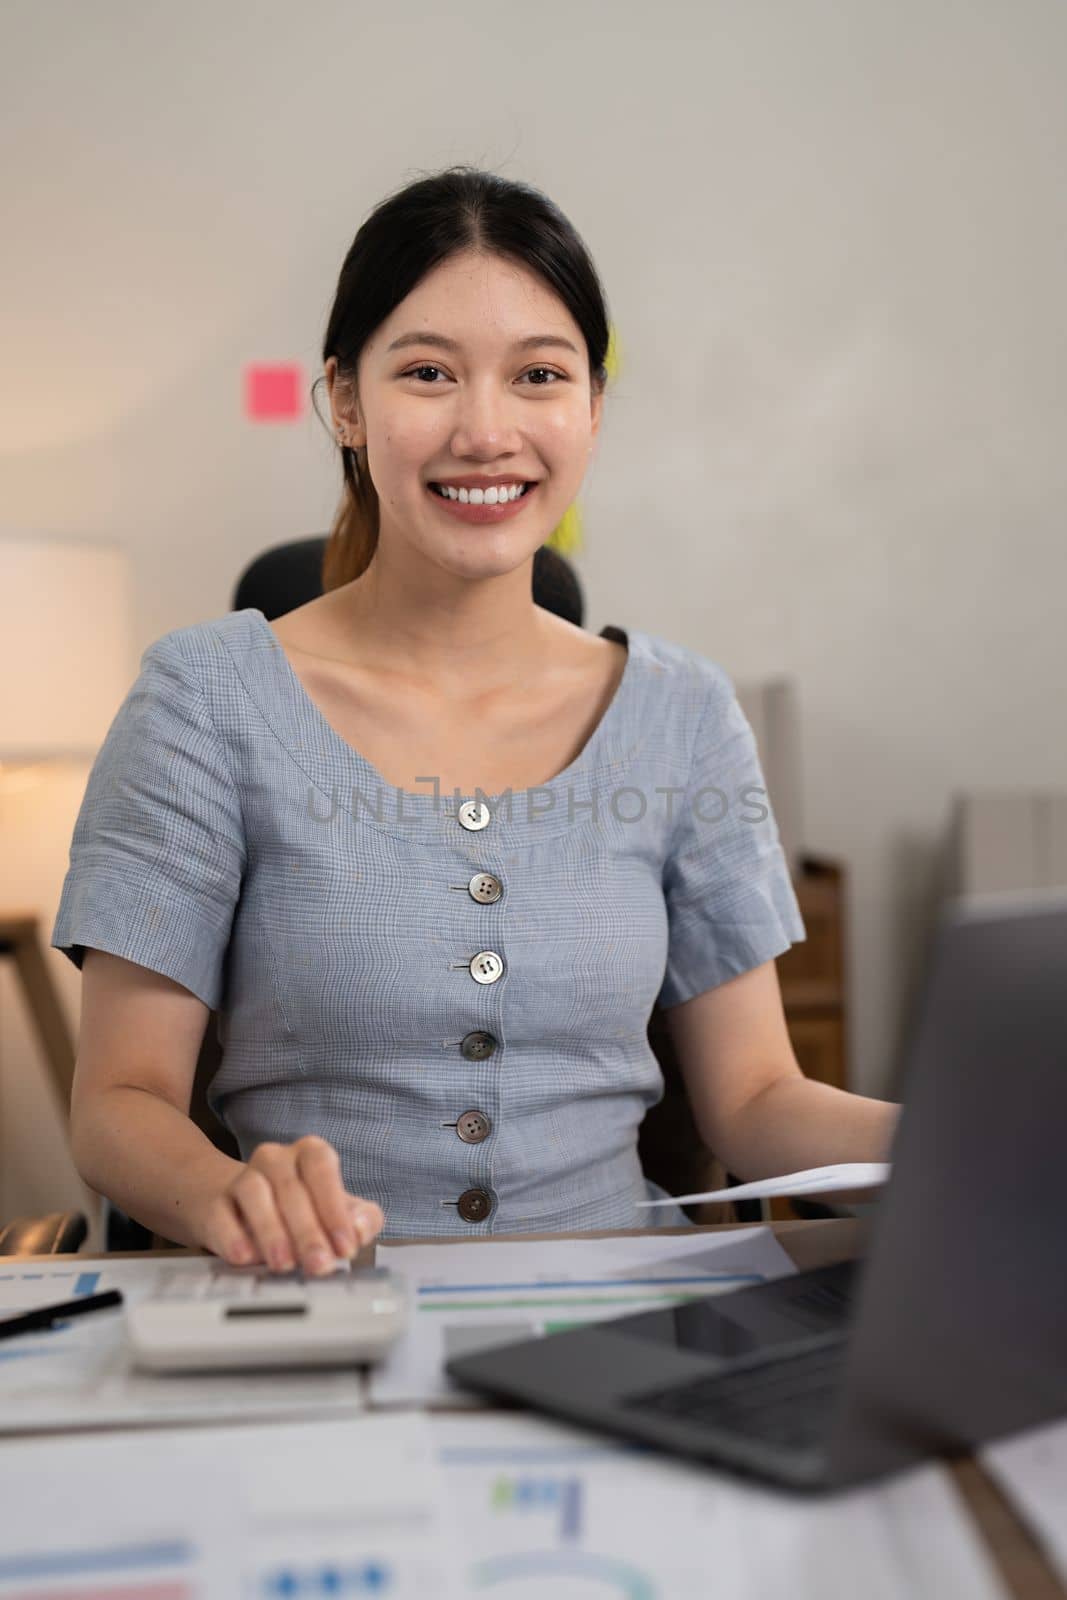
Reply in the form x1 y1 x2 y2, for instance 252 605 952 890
51 609 806 1238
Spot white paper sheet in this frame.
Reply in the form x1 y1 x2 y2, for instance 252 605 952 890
981 1414 1067 1583
0 1405 1007 1599
637 1162 892 1207
0 1253 363 1434
0 1413 456 1597
371 1227 798 1406
431 1411 1010 1600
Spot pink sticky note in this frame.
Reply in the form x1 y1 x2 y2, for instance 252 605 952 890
245 363 303 420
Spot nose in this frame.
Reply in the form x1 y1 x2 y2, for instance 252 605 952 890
447 378 524 462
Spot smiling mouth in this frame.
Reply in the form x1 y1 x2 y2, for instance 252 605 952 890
428 482 535 503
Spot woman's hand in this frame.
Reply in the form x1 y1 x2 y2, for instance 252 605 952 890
193 1136 385 1274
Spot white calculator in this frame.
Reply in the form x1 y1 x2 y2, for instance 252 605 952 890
126 1260 409 1372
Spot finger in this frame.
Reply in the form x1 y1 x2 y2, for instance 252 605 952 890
233 1158 298 1272
345 1194 386 1248
294 1137 359 1261
262 1147 338 1277
200 1194 262 1267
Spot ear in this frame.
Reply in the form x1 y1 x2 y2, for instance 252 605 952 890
326 357 366 448
589 382 605 444
325 357 340 424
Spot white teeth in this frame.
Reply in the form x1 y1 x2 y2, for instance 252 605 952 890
432 482 529 504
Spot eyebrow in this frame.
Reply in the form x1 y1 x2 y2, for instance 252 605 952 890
385 331 581 357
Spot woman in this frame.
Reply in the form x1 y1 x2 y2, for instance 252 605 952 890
53 166 899 1275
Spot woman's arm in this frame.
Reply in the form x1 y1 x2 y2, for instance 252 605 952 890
71 950 251 1249
72 950 384 1266
663 959 901 1186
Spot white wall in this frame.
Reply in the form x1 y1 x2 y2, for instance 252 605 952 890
2 0 1065 1217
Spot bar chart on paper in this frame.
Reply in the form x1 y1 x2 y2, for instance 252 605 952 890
431 1412 1011 1600
0 1534 206 1598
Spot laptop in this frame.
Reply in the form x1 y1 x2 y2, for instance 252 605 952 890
446 889 1067 1493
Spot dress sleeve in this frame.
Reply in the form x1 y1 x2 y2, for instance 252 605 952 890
50 633 246 1011
655 661 807 1009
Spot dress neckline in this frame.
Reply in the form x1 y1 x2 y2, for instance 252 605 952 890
247 607 641 812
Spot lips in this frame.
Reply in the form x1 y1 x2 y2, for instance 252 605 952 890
424 480 540 523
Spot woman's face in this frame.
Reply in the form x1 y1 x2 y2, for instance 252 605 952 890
326 248 603 577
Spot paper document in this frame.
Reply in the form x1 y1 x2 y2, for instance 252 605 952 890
637 1162 891 1207
371 1227 797 1406
981 1415 1067 1584
430 1411 1009 1600
0 1413 456 1597
0 1407 1009 1599
0 1253 363 1434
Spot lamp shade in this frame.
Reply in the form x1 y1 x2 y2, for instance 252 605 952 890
0 533 132 762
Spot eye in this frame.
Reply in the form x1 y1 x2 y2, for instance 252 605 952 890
398 364 567 386
521 366 565 386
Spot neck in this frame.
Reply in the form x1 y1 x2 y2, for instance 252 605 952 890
330 551 562 695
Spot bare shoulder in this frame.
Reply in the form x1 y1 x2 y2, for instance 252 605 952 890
266 593 356 660
538 610 627 684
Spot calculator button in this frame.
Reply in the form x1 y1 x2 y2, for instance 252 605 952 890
205 1274 255 1300
252 1277 312 1301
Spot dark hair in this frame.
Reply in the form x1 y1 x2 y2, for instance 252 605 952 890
313 165 611 590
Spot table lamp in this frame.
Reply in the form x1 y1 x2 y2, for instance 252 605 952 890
0 532 132 1117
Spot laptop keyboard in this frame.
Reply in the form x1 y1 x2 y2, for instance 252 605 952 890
623 1337 848 1451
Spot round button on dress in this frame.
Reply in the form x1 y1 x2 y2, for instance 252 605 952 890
468 872 502 904
457 799 491 831
460 1031 497 1060
469 951 504 984
456 1188 493 1223
456 1109 491 1144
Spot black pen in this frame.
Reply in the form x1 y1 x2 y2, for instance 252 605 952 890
0 1289 124 1340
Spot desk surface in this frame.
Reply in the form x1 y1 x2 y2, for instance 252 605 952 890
15 1220 1064 1600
